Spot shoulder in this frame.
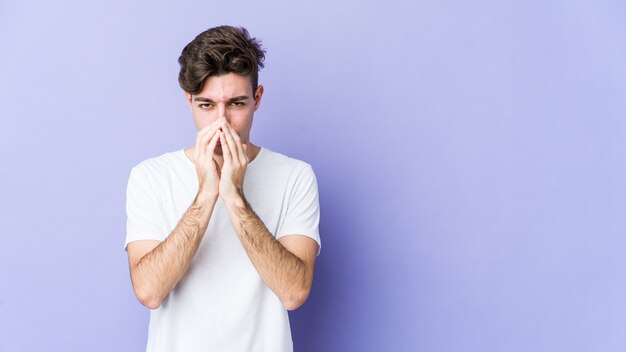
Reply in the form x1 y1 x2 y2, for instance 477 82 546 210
254 148 318 195
129 149 186 181
257 147 315 176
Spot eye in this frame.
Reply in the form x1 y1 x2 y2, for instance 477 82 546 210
199 103 212 109
231 101 245 107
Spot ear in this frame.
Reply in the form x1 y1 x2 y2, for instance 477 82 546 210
184 92 193 108
254 85 264 111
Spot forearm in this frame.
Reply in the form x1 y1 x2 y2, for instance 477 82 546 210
225 197 309 309
131 194 216 308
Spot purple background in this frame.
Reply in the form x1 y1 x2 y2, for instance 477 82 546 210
1 1 626 351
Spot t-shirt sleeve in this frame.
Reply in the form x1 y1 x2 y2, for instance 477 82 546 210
124 165 167 251
276 164 321 256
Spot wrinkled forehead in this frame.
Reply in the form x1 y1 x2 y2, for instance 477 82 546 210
196 72 254 101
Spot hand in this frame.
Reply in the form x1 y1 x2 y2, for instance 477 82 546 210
189 119 222 203
218 120 249 205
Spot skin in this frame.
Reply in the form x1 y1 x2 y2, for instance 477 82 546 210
126 72 319 311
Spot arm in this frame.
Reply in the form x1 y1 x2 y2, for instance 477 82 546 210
127 195 216 309
127 121 223 309
225 197 318 310
218 122 319 310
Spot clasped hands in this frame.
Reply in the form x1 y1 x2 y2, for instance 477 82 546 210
190 117 249 206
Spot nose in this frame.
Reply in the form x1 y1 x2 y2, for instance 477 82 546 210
215 104 230 122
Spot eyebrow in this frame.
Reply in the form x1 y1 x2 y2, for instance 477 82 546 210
193 95 250 103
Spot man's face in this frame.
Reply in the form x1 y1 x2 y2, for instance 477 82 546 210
185 72 263 153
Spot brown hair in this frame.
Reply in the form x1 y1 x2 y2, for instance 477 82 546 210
178 25 266 95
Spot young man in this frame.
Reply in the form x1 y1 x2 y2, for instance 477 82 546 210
124 26 321 351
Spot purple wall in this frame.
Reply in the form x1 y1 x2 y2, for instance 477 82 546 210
1 1 625 351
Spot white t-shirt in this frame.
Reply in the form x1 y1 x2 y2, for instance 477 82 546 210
124 147 321 352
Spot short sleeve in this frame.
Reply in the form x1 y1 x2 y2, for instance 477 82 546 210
124 166 167 251
276 164 321 256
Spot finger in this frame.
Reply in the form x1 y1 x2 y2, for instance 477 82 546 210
197 122 222 159
223 123 245 164
221 124 239 164
194 123 213 159
204 126 221 157
197 127 213 161
220 131 233 165
196 119 223 141
231 127 247 165
205 127 221 159
225 123 243 160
